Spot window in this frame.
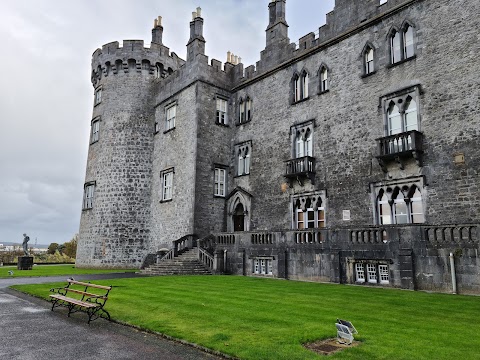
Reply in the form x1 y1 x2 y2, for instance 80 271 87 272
319 66 329 93
293 71 309 102
367 264 377 283
293 192 326 243
161 169 174 201
253 258 273 275
379 265 390 284
239 97 252 124
235 142 251 176
94 87 102 105
365 47 374 75
216 98 228 125
165 104 176 131
295 128 313 158
389 23 416 64
355 262 390 284
382 87 421 152
90 118 100 144
355 264 366 283
83 182 95 210
214 167 226 197
375 182 425 225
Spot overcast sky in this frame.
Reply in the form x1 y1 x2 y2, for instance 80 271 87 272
0 0 334 246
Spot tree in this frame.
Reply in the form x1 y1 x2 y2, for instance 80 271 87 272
47 242 59 255
63 234 78 259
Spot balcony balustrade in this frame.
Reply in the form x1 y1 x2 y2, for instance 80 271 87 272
376 130 424 171
285 156 315 186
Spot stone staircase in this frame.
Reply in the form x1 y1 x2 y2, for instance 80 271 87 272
140 247 213 276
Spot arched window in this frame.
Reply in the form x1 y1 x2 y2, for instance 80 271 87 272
244 148 250 174
293 193 326 243
388 102 402 135
403 25 414 58
375 183 424 225
293 71 309 102
393 187 409 224
295 128 313 158
365 47 374 74
404 97 418 132
390 30 402 64
390 23 415 64
236 142 251 176
377 189 392 225
320 67 328 92
238 97 253 124
239 98 245 123
409 187 424 223
246 97 252 121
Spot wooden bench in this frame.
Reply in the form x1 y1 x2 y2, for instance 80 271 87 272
49 280 112 324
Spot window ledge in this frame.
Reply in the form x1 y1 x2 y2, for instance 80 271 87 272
236 119 252 127
160 199 173 203
82 208 93 211
163 127 175 134
361 71 377 79
213 195 226 199
234 173 250 178
317 89 330 96
154 130 160 135
215 122 230 128
89 140 99 145
292 97 309 106
387 55 417 69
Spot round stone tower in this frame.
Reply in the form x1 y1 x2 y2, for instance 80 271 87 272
76 18 184 268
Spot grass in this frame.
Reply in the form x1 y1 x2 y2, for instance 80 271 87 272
12 276 480 360
0 264 137 278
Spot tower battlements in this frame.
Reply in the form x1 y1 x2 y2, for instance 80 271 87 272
91 38 185 87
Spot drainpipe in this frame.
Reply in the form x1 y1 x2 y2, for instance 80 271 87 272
449 252 457 294
224 250 227 273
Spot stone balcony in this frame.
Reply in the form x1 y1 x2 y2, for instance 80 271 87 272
284 156 316 186
376 130 424 172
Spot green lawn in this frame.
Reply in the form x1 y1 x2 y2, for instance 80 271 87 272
0 264 137 278
12 276 480 360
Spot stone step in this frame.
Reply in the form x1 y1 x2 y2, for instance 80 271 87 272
141 248 213 276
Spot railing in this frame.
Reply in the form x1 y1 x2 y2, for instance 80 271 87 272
350 228 387 244
173 234 198 257
217 234 236 245
159 249 174 262
424 225 478 245
376 130 423 157
294 229 326 244
285 156 316 177
251 233 275 244
198 247 214 270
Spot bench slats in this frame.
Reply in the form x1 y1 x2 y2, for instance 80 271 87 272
49 294 99 308
68 280 112 290
62 288 107 299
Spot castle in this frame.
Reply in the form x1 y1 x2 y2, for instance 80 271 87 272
76 0 480 294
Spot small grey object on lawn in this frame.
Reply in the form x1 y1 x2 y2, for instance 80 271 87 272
335 319 358 345
8 270 14 276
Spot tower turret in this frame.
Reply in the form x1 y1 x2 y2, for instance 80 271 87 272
266 0 289 48
187 7 206 62
76 20 185 269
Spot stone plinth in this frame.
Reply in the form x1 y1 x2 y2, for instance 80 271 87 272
17 256 34 270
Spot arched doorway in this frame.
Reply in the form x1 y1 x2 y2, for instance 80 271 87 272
233 203 245 232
